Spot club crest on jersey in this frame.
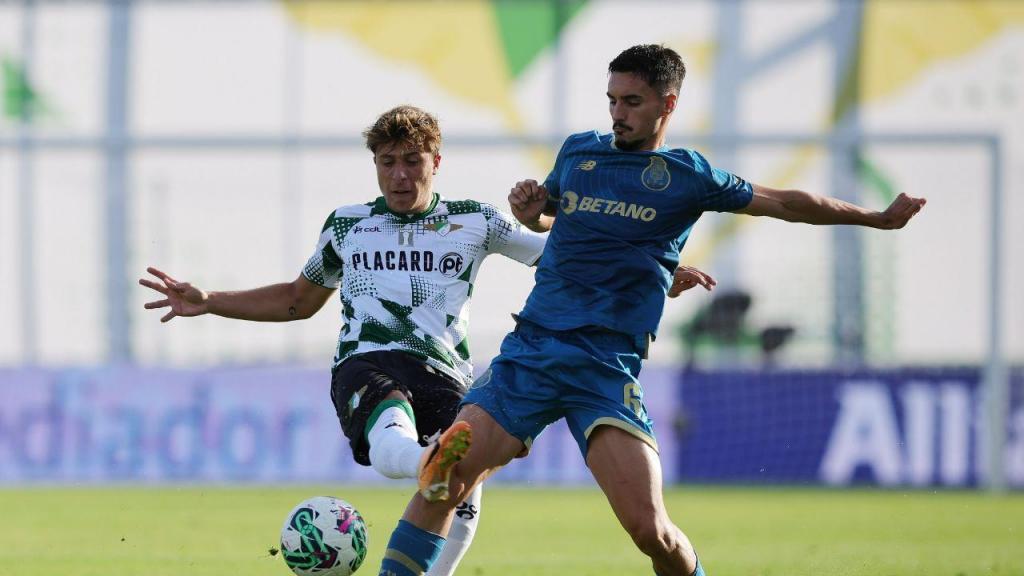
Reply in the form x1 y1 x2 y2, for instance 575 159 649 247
425 220 463 237
641 157 671 191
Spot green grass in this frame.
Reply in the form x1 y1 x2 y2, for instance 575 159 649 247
1 485 1021 576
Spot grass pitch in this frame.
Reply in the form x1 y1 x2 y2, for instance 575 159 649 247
1 485 1021 576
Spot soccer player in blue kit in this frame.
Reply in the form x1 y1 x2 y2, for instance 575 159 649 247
376 44 926 576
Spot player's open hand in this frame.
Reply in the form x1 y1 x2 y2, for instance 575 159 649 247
668 265 716 298
875 192 926 230
139 266 209 322
508 179 549 226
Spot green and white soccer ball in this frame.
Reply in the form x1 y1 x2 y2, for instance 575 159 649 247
280 496 368 576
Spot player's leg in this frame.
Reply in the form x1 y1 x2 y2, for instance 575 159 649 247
393 364 481 576
337 352 486 576
379 405 524 576
365 394 481 576
427 484 482 576
336 353 480 576
366 389 422 478
334 352 466 481
330 352 423 477
586 425 702 576
378 323 563 576
559 327 705 575
330 353 415 472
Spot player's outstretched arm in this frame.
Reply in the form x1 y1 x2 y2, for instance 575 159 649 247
140 266 334 323
736 184 926 229
667 265 716 298
508 179 556 233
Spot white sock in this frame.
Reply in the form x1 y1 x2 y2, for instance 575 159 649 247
366 405 421 479
427 484 482 576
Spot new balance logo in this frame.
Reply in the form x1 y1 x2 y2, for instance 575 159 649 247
576 160 597 171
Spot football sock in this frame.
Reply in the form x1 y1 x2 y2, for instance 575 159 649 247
426 484 482 576
378 519 445 576
366 400 421 479
691 555 706 576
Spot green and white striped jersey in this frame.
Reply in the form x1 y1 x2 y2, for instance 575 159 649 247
302 193 546 385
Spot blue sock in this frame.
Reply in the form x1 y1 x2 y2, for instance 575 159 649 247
378 519 445 576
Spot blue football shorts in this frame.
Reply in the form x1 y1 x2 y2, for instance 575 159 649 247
462 318 658 457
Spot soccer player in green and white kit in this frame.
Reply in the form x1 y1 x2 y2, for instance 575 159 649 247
140 105 559 576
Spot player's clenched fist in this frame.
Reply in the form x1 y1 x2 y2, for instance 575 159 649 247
509 179 549 224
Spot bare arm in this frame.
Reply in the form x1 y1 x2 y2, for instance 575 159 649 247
508 179 556 233
736 184 926 229
140 266 334 323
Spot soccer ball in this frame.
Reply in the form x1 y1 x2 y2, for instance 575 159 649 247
280 496 368 576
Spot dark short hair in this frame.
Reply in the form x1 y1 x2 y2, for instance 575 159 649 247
363 105 442 155
608 44 686 95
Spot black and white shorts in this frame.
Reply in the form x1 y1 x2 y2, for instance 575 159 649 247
330 351 468 466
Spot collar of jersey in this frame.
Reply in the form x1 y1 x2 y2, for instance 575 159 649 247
371 193 440 221
607 133 669 153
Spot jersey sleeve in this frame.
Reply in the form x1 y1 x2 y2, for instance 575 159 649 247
690 150 754 213
482 204 546 265
301 212 344 288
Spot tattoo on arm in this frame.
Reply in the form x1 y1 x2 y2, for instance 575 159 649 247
288 306 297 317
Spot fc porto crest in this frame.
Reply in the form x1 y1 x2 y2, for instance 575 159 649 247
641 157 671 191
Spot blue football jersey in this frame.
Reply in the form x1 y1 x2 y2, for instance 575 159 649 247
518 131 753 337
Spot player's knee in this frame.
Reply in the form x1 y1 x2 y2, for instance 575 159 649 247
627 518 678 559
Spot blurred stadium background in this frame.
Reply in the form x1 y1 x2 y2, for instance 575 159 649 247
1 0 1022 574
